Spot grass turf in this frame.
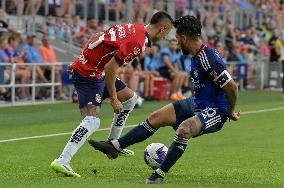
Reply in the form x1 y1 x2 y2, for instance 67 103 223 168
0 91 283 187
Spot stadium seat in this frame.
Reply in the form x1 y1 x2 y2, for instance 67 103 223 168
153 77 171 100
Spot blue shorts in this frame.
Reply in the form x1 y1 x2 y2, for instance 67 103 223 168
172 98 227 137
158 66 171 80
72 71 126 108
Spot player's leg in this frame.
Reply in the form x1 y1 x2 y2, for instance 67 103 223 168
88 102 177 159
147 107 226 184
146 116 201 184
103 77 137 156
51 71 103 177
105 78 137 140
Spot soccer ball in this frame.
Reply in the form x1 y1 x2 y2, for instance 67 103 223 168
144 143 168 170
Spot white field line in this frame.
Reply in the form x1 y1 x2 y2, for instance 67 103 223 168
0 107 284 143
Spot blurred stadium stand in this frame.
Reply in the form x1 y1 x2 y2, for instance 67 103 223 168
0 0 284 105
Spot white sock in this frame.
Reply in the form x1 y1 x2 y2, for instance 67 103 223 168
108 93 137 140
59 116 100 163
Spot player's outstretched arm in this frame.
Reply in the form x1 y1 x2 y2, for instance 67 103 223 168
222 79 240 121
105 57 123 114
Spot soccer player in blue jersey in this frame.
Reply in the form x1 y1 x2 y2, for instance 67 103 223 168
88 15 240 184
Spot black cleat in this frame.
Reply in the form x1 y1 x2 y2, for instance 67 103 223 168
88 140 119 159
145 172 164 184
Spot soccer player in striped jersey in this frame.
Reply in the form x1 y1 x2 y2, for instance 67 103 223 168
88 15 240 184
50 11 174 177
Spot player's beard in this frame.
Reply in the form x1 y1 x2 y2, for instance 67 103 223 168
180 42 190 55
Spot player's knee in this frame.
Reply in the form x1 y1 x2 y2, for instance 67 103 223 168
80 104 100 117
83 116 100 130
122 92 137 110
177 117 200 139
148 111 162 129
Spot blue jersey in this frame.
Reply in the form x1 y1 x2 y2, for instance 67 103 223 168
190 45 229 113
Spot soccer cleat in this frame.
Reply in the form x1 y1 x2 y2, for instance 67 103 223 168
118 148 135 157
145 171 164 184
177 94 186 100
107 138 135 157
88 140 119 159
170 94 180 101
50 159 81 177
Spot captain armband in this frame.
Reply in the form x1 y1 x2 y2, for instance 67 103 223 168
213 70 232 88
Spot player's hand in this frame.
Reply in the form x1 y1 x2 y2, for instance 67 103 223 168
110 98 123 114
227 111 241 121
67 64 73 75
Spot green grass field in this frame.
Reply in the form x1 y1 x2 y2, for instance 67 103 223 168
0 91 284 188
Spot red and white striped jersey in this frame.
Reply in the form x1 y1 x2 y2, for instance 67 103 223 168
71 23 151 78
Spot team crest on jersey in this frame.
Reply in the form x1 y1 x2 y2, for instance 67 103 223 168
194 69 198 77
96 94 101 103
133 47 140 56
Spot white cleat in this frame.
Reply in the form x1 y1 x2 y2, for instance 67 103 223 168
50 159 81 177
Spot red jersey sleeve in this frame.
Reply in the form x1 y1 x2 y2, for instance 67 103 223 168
114 41 142 66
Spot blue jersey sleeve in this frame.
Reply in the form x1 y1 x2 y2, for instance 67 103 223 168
197 48 232 88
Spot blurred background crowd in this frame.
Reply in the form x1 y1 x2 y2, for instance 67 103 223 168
0 0 284 105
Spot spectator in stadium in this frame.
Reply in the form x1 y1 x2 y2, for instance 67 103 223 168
227 44 246 64
23 34 48 89
39 35 67 100
177 53 192 97
268 28 280 63
70 15 88 47
225 24 236 52
74 0 84 18
0 37 10 102
48 0 73 17
143 45 162 99
57 19 72 41
275 30 284 99
144 44 161 73
43 16 57 40
157 39 186 100
24 0 43 15
4 35 31 100
86 18 98 32
6 0 24 15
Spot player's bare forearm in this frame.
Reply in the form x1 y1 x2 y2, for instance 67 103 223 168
105 58 119 100
105 58 123 113
223 80 238 115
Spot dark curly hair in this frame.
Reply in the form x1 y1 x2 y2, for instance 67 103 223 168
174 15 202 39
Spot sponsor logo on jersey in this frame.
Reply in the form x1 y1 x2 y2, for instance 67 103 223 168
133 47 140 56
96 94 101 103
79 54 88 64
116 24 126 38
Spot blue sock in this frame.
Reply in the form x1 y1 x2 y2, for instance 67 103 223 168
117 120 157 149
159 134 189 173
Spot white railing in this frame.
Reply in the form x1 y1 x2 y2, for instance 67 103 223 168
0 62 72 106
225 60 267 90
